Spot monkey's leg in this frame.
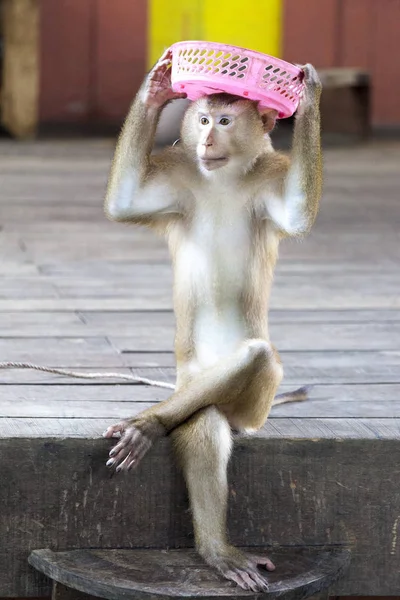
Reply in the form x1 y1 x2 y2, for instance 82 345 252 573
171 405 275 592
105 339 282 471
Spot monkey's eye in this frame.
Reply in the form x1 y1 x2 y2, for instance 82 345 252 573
219 117 231 126
200 117 209 125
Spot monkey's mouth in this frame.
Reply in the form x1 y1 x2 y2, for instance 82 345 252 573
200 157 229 171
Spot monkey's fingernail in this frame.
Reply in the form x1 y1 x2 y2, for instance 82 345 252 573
109 448 116 456
102 430 109 437
106 458 115 466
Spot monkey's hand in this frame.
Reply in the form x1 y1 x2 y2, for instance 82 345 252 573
297 63 322 114
104 416 166 472
141 48 187 109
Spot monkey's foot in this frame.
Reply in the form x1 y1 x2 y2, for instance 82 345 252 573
103 418 166 472
203 546 275 592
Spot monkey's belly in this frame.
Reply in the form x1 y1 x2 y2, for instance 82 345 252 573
193 305 247 368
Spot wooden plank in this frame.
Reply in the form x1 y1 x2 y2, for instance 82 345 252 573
28 546 350 600
1 384 400 419
0 437 399 595
1 351 400 384
0 367 173 385
0 312 85 335
110 320 400 351
8 309 400 338
0 337 127 367
1 288 400 310
0 417 399 440
83 309 400 325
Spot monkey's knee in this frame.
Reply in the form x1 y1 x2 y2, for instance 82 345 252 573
241 339 283 381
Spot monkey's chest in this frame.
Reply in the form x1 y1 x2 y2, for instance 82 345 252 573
180 212 250 302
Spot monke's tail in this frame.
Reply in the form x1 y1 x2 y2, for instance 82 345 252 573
272 385 312 407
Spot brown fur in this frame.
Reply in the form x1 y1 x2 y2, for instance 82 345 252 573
104 59 322 592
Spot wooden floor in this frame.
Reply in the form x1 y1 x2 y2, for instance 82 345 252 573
1 140 400 598
0 139 400 438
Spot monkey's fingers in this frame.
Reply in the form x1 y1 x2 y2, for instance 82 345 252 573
103 422 126 438
115 435 151 472
107 428 153 471
108 428 140 456
157 47 173 65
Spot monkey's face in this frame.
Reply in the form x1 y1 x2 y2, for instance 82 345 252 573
181 95 274 175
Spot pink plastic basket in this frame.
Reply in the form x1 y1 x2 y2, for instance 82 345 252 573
170 41 304 119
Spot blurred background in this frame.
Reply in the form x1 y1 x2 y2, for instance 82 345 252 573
0 0 399 142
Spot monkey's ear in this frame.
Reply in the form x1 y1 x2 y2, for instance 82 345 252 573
259 108 278 133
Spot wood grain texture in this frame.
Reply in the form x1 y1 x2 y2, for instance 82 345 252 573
0 438 398 596
28 546 350 600
1 139 400 596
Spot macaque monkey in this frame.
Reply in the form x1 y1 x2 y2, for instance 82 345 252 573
104 48 322 592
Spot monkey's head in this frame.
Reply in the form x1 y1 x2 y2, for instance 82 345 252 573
180 93 278 175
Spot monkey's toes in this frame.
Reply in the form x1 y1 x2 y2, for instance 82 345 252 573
251 553 276 571
206 548 272 592
222 566 269 592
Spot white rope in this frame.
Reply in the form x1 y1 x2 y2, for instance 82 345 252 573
0 362 310 406
0 361 175 390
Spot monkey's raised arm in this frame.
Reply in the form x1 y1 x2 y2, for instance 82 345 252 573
264 64 323 236
105 51 187 225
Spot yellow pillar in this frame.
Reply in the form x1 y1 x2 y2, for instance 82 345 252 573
148 0 282 67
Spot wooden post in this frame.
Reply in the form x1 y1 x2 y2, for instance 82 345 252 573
52 582 98 600
1 0 39 138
